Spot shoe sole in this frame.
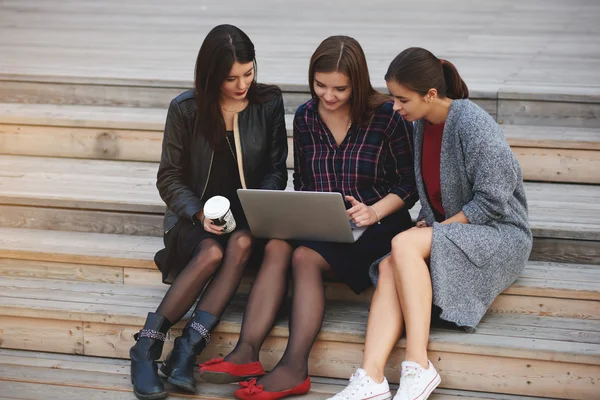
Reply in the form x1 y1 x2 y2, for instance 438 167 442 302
159 363 197 393
133 390 168 400
198 370 262 384
167 376 196 393
414 373 441 400
131 377 168 400
377 392 392 400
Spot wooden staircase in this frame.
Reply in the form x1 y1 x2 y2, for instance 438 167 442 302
1 2 600 397
0 82 599 399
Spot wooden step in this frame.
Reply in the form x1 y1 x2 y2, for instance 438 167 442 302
0 278 598 399
0 228 598 320
1 155 599 263
2 104 600 182
0 350 553 400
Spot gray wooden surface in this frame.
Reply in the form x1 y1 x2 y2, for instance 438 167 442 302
1 0 599 94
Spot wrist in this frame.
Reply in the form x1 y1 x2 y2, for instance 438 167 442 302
369 205 381 224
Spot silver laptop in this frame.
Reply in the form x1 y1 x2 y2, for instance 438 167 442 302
237 189 367 243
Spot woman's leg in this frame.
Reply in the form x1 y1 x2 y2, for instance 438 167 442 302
195 230 254 317
256 246 330 391
160 231 255 392
156 238 224 324
390 227 433 368
224 239 294 364
362 256 404 382
132 238 223 398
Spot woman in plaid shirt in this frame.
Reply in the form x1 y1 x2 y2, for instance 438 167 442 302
200 36 417 400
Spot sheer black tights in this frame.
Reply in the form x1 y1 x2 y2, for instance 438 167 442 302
226 244 329 392
225 239 293 363
156 230 253 324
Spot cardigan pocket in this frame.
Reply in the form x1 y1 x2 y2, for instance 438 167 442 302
441 222 503 268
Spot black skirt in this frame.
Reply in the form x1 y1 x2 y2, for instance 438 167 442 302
154 130 249 284
292 209 414 294
154 216 250 284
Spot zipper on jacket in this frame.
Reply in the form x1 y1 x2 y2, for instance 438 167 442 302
165 149 215 233
200 150 215 200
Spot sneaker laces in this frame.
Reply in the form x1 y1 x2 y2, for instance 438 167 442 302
398 366 419 398
332 370 367 399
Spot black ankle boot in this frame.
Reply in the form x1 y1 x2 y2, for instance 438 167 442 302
160 310 218 392
130 312 172 400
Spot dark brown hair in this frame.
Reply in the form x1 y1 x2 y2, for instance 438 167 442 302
385 47 469 100
309 36 389 126
194 24 278 147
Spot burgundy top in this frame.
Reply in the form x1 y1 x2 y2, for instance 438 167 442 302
421 121 445 220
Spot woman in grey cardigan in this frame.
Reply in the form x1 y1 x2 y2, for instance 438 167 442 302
328 48 532 400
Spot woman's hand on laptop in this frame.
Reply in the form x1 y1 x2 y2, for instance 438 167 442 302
345 196 379 227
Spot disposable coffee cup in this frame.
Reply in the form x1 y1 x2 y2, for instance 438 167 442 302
203 196 236 234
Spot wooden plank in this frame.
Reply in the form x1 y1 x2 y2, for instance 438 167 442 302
0 349 548 400
123 267 163 286
501 125 600 151
505 277 600 301
0 228 160 269
2 156 599 242
0 381 230 400
83 327 600 399
1 277 599 364
530 238 600 265
0 360 539 400
0 205 163 237
489 295 600 320
497 99 600 128
0 103 166 130
0 316 83 354
0 80 182 108
0 124 163 162
0 258 123 284
3 124 599 184
513 147 600 184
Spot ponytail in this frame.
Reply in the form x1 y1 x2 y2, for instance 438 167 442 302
385 48 469 100
439 58 468 99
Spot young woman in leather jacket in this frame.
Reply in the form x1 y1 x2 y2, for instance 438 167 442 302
129 24 287 400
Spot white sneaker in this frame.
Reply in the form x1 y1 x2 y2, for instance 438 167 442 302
393 361 441 400
327 368 392 400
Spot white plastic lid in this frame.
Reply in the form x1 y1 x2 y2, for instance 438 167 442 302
203 196 231 219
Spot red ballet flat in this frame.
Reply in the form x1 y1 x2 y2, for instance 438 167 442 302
233 377 311 400
198 358 266 384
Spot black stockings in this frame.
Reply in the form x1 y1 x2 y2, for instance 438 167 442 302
225 239 294 363
226 243 330 392
156 230 253 324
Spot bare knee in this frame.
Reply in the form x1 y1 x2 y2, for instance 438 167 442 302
391 228 431 266
377 256 395 281
391 229 422 257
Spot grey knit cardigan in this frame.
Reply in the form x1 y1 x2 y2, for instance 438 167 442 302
370 99 532 330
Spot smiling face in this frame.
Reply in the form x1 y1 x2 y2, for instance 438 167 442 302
313 71 352 112
220 61 255 102
386 79 435 122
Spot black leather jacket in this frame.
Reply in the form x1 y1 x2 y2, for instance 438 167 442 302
157 88 288 233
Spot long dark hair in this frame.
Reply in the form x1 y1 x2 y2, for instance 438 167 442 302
385 47 469 100
309 36 389 126
194 24 278 147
